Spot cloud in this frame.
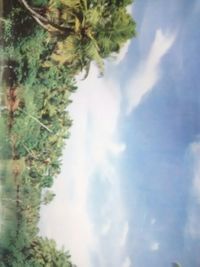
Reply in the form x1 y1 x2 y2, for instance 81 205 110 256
150 241 160 252
39 65 128 267
39 102 95 267
126 29 176 114
119 222 129 247
122 257 132 267
190 142 200 200
108 142 126 157
101 220 112 236
84 73 125 167
185 141 200 239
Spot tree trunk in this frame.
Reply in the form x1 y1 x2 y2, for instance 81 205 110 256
18 0 74 35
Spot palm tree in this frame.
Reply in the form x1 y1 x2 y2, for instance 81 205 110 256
18 0 136 75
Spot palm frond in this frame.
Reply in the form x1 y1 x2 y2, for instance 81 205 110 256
84 40 104 73
60 0 81 8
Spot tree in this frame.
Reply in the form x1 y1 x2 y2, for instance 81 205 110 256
27 237 75 267
18 0 136 75
41 190 55 205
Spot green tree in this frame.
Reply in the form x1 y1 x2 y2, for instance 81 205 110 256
27 237 75 267
18 0 136 75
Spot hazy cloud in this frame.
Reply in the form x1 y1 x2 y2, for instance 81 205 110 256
126 29 176 113
101 220 112 236
185 141 200 239
119 222 129 247
122 257 132 267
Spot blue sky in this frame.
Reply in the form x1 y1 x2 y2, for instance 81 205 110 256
40 1 200 267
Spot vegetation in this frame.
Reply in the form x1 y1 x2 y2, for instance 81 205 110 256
0 0 136 266
172 263 182 267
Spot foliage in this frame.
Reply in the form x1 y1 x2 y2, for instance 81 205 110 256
27 237 77 266
41 190 55 205
0 0 136 265
172 263 182 267
18 0 136 75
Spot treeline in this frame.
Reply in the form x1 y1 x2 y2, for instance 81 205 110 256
0 0 136 266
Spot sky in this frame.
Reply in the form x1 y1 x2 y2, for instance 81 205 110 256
40 1 200 266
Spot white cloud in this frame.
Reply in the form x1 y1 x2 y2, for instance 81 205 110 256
85 73 125 167
108 142 126 157
39 99 95 266
150 241 160 252
101 220 112 236
39 65 128 267
126 29 176 114
119 222 129 247
122 257 132 267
